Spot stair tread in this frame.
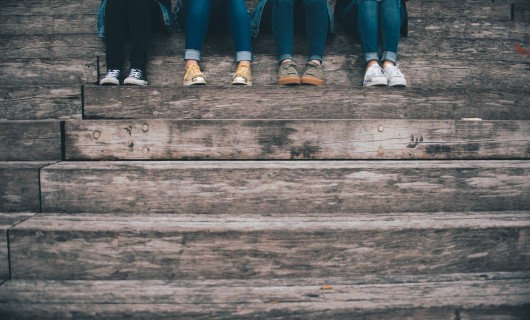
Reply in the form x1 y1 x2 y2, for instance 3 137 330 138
65 118 530 160
83 86 530 120
1 274 529 319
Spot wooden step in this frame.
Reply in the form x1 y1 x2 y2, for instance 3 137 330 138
0 162 55 212
0 86 81 121
9 212 530 280
1 273 529 319
40 160 530 214
0 121 63 161
65 119 530 160
0 213 35 280
83 86 530 120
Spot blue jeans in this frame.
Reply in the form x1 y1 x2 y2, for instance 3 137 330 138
358 0 401 64
272 0 328 63
184 0 252 62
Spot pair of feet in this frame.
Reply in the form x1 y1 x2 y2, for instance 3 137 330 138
363 64 407 87
278 60 324 86
100 69 148 86
183 63 252 86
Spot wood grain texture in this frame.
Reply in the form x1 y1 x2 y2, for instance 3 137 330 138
0 213 36 280
0 274 529 319
40 161 530 214
83 86 530 120
0 121 62 161
0 162 55 212
0 86 82 121
65 119 530 160
9 212 530 280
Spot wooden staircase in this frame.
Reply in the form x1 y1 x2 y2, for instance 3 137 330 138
1 0 530 318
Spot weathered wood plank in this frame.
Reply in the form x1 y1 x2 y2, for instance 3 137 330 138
0 213 36 280
0 86 82 120
0 274 529 319
40 161 530 214
0 162 55 213
0 121 62 161
65 119 530 160
83 86 530 120
9 212 530 280
2 53 528 89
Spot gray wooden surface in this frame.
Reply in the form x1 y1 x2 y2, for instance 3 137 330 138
0 213 36 280
0 162 55 212
9 212 530 280
40 161 530 214
65 119 530 160
1 273 529 319
0 121 63 161
83 86 530 120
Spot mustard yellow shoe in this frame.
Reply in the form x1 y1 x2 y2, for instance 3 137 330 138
232 64 252 86
183 64 207 86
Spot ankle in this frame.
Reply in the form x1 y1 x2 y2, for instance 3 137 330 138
383 61 396 69
185 60 199 69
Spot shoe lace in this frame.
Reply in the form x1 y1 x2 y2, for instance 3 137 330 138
186 65 205 81
385 65 404 77
304 62 322 77
106 69 120 78
370 65 384 77
235 65 250 78
129 69 143 79
280 62 297 76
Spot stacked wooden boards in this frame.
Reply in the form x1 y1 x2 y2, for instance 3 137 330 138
1 0 529 318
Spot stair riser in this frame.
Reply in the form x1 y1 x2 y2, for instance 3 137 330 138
9 226 530 280
40 161 530 214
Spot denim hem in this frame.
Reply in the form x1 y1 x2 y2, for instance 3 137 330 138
278 54 293 63
382 51 398 64
364 52 380 64
236 51 253 62
184 49 201 61
308 55 324 63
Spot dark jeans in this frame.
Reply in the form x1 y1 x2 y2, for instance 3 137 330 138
271 0 328 63
184 0 253 62
105 0 161 70
358 0 402 64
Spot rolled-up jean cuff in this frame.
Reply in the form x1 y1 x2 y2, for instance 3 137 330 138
382 51 397 63
364 52 380 64
278 53 293 63
308 55 323 62
236 51 253 62
184 49 201 61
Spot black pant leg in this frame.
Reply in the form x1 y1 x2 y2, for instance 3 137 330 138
128 0 153 70
105 0 127 70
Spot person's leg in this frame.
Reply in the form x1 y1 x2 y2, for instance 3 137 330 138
227 0 253 85
128 0 152 71
183 0 213 85
104 0 127 71
380 0 406 86
300 0 327 86
380 0 401 67
303 0 327 63
272 0 294 63
358 0 386 86
184 0 214 63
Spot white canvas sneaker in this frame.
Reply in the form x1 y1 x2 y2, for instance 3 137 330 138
363 64 388 87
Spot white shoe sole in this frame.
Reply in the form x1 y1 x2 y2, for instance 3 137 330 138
124 78 148 86
232 76 252 86
183 77 207 86
388 78 407 87
100 78 119 86
363 78 388 87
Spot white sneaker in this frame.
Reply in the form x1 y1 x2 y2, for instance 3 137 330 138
124 68 148 86
363 64 387 87
100 69 120 86
384 64 407 87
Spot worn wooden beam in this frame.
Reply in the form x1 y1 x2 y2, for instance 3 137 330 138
65 119 530 160
0 86 82 121
9 212 530 280
0 121 63 161
0 274 529 319
0 213 35 280
40 161 530 214
83 86 530 120
0 162 54 212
